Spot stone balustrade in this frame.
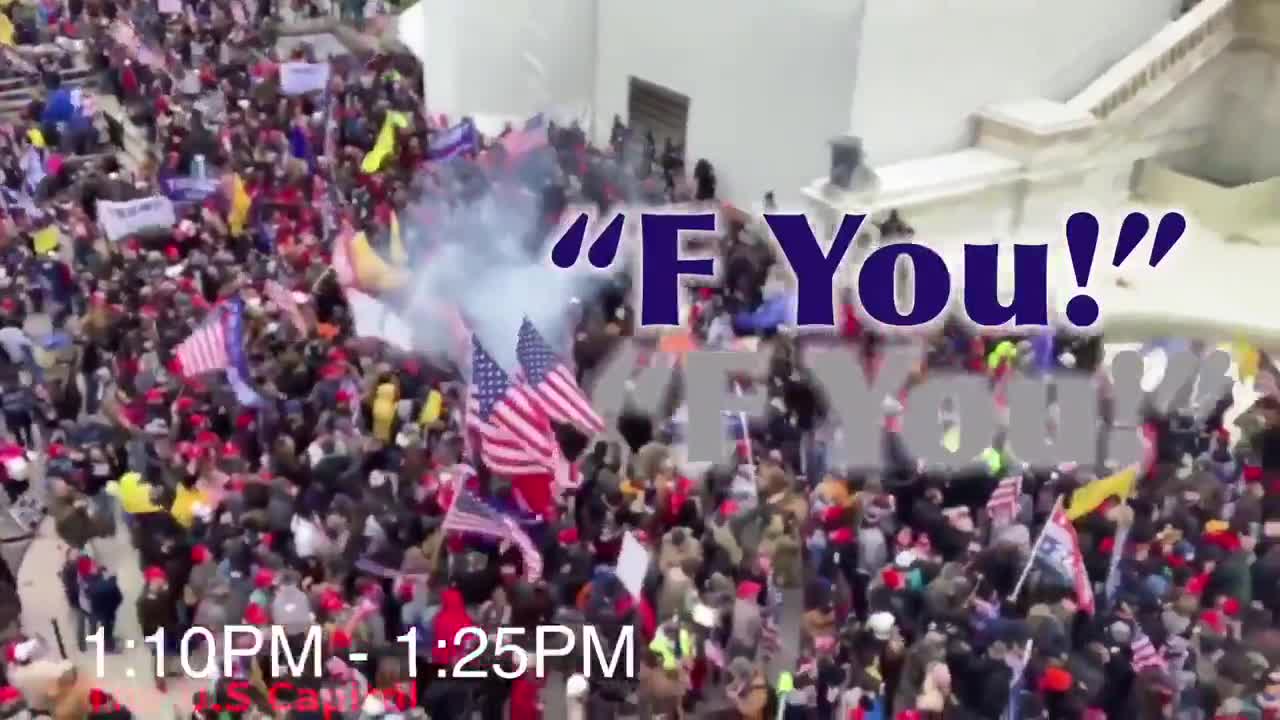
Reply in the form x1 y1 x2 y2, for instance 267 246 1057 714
1070 0 1236 119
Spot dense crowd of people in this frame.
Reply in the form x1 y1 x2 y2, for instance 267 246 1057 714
0 0 1275 719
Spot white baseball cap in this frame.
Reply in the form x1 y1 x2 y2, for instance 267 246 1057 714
11 639 39 663
868 611 896 640
566 674 589 697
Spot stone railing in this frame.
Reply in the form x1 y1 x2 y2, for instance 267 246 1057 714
1070 0 1235 120
273 7 403 53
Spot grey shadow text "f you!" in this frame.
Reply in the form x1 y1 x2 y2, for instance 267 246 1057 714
588 344 1232 471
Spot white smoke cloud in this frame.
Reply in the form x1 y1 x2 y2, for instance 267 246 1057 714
398 186 605 371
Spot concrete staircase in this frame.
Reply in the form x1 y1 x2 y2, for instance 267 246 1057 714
1068 0 1236 123
92 92 150 176
0 56 147 177
971 0 1237 162
0 63 99 122
802 0 1255 242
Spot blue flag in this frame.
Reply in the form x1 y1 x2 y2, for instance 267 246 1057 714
1103 524 1129 611
160 175 220 203
222 298 263 407
1004 640 1034 720
1030 330 1055 371
733 293 796 334
428 120 478 160
288 124 311 162
1005 669 1024 720
865 697 884 720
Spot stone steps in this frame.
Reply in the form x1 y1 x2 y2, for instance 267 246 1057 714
88 93 149 177
0 64 99 121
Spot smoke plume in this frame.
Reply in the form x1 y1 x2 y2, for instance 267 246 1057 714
398 176 605 371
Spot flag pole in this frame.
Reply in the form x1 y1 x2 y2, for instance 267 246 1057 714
733 381 753 469
1001 638 1035 720
1103 477 1135 611
1009 495 1063 603
310 266 334 294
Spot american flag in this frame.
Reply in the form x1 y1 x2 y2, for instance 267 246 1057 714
264 279 307 336
498 115 548 159
175 309 228 377
442 487 543 581
466 336 558 476
986 475 1022 524
434 462 477 512
516 318 604 435
1131 631 1167 673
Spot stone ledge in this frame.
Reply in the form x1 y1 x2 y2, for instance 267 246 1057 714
804 124 1209 218
803 148 1023 213
976 99 1098 147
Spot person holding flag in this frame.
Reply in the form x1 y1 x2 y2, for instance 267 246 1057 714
1011 497 1095 615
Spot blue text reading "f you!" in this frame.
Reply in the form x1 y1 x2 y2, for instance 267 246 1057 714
548 210 1186 330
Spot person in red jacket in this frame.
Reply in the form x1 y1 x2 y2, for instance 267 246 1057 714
509 672 543 720
431 587 475 666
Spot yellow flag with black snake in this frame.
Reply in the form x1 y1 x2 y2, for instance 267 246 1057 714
361 111 409 174
1066 466 1136 520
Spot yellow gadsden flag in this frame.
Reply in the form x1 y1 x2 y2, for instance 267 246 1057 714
361 111 409 174
350 231 408 292
0 14 14 47
32 225 59 255
1066 466 1136 520
1231 340 1260 383
228 173 252 236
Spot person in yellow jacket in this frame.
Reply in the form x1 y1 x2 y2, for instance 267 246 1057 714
108 472 162 515
371 382 400 443
648 619 694 671
987 340 1019 372
170 482 209 529
418 389 444 429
